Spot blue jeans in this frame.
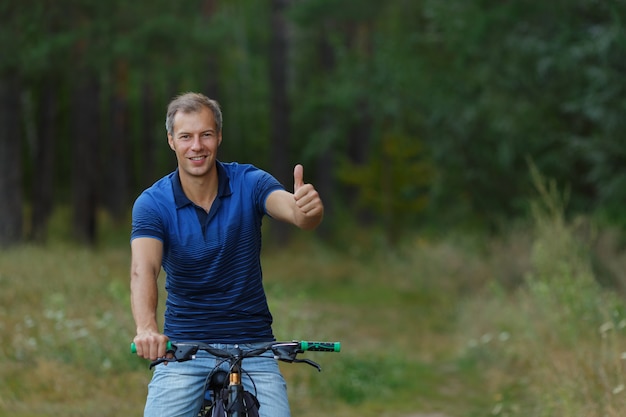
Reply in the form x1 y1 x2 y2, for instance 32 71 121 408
143 342 291 417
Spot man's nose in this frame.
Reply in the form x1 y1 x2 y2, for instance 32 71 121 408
190 135 202 149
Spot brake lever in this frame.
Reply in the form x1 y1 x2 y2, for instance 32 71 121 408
294 358 322 372
149 343 199 369
149 356 176 369
274 349 322 372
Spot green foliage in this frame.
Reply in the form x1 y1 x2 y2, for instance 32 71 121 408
337 133 433 241
4 0 626 242
415 0 626 228
524 165 609 341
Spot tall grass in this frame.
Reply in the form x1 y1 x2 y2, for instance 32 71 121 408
1 187 626 416
456 169 626 416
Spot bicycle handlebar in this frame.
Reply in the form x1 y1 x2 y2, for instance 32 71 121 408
130 340 340 371
130 340 340 354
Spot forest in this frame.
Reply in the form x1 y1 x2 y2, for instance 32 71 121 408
3 2 626 416
2 0 625 247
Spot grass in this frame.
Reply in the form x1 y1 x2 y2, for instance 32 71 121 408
2 190 626 416
0 233 482 416
0 243 148 417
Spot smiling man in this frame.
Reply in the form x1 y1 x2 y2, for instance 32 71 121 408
130 92 324 417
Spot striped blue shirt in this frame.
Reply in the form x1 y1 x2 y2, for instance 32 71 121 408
131 161 284 343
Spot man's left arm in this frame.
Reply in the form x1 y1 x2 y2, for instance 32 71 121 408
265 164 324 230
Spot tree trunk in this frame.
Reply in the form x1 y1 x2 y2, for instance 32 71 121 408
139 82 157 190
202 0 220 99
30 81 58 242
312 33 337 239
105 61 131 221
71 75 100 245
0 74 23 247
342 23 373 226
268 0 292 244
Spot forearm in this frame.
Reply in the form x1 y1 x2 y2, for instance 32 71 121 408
266 188 324 230
129 237 168 359
130 269 160 334
130 266 170 359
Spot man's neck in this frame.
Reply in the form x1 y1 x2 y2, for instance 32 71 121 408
179 168 219 211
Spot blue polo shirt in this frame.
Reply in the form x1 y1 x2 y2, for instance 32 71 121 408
131 161 284 343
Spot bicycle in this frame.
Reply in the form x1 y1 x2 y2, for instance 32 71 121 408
131 340 341 417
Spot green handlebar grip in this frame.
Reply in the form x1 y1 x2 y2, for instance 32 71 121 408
130 341 173 354
300 341 341 352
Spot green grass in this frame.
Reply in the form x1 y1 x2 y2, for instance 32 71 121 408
2 197 626 416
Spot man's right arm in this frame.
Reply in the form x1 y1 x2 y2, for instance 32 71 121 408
130 237 169 360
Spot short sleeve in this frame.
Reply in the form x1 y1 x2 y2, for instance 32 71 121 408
251 168 284 215
131 192 166 242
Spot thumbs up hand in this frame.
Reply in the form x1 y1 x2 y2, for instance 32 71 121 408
292 164 324 229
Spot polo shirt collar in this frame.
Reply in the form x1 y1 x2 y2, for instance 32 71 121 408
172 161 232 209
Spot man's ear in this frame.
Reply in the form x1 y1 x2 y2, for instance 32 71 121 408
167 134 175 151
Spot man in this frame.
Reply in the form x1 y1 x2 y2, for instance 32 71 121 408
130 92 324 417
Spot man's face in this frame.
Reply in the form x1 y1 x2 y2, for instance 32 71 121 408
167 107 222 179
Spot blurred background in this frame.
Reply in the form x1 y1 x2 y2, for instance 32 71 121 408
2 1 626 416
2 0 625 246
